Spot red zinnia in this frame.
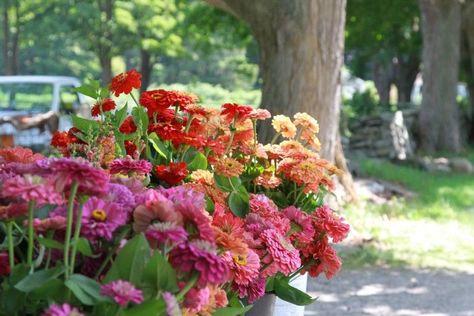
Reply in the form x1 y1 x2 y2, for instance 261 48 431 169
119 116 137 134
91 98 116 117
155 162 189 185
0 252 11 276
140 89 198 116
220 103 253 123
124 140 137 156
51 131 70 148
109 69 142 97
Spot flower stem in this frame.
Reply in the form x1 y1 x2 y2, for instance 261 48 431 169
130 93 140 107
176 274 198 301
64 181 79 279
26 200 35 270
7 221 15 269
69 202 84 276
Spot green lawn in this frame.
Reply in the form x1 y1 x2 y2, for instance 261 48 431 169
341 151 474 271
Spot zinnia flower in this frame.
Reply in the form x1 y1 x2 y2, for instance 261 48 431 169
223 249 260 286
283 206 315 244
175 199 215 242
109 69 142 97
0 146 44 163
214 158 244 177
81 197 127 240
182 286 210 314
145 222 188 246
47 158 109 196
220 103 253 123
33 216 67 233
255 172 282 189
106 183 136 214
272 115 297 139
306 238 342 279
119 116 137 134
248 109 271 120
41 303 84 316
100 280 144 307
293 112 319 133
169 240 229 287
155 162 188 185
0 202 28 220
162 292 181 316
109 158 152 175
91 98 116 116
314 205 350 243
2 175 63 205
232 277 265 304
140 89 198 115
124 140 138 157
260 229 301 276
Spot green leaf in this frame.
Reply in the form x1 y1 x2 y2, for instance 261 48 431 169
274 276 316 306
228 186 249 218
100 87 110 99
65 274 109 306
115 104 129 127
37 237 64 250
73 84 98 99
214 175 241 192
104 233 151 284
123 298 166 316
30 279 67 301
187 152 208 171
72 114 100 133
142 252 178 293
132 106 149 134
213 305 253 316
15 265 65 293
267 191 290 209
76 238 94 257
148 132 169 159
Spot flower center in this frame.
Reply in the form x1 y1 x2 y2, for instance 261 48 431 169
233 254 247 266
92 209 107 221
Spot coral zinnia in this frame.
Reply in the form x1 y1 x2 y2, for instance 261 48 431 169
169 240 229 287
220 103 253 123
283 206 315 244
155 162 188 185
314 205 350 243
91 98 116 117
223 249 260 286
214 157 244 177
272 115 297 139
0 146 44 163
260 228 301 276
100 280 144 307
109 69 141 97
81 197 126 240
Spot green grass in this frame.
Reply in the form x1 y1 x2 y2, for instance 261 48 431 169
341 151 474 272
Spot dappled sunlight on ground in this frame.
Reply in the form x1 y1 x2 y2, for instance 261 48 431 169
304 268 474 315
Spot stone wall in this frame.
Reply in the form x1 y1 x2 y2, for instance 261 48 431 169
348 109 419 159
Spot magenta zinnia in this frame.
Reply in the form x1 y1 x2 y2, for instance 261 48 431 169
41 303 84 316
100 280 144 307
109 158 152 176
81 197 127 240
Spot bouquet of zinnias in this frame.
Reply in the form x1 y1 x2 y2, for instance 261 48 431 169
0 69 349 316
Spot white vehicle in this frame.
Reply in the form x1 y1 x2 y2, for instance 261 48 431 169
0 76 89 150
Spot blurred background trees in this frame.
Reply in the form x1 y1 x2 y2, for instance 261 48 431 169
1 0 474 154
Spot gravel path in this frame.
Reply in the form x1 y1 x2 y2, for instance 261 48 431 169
304 268 474 316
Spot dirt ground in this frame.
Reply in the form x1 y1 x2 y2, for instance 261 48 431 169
304 268 474 316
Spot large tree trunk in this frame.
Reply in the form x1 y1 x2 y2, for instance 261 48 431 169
372 61 392 105
462 0 474 143
418 0 462 153
2 0 19 75
206 0 346 162
140 49 152 93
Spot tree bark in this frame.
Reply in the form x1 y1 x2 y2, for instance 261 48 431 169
205 0 346 162
372 61 392 105
140 49 152 93
418 0 462 153
394 56 420 104
98 0 113 84
2 0 19 75
462 0 474 142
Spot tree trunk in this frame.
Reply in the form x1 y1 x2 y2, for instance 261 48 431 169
2 0 19 75
418 0 462 153
462 0 474 142
394 56 420 104
372 61 392 105
206 0 346 162
140 49 152 93
98 0 113 84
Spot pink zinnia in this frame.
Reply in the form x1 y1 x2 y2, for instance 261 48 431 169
183 286 210 314
223 249 260 286
47 158 109 196
260 229 301 277
175 200 214 242
2 175 63 205
249 194 290 235
0 202 28 220
162 292 181 316
232 277 265 303
33 216 67 233
133 191 182 232
283 206 315 244
145 222 188 246
42 303 84 316
169 240 228 287
314 205 350 243
100 280 144 307
81 197 127 240
109 158 152 175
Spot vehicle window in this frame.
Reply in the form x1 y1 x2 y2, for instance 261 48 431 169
59 85 80 114
0 83 53 112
